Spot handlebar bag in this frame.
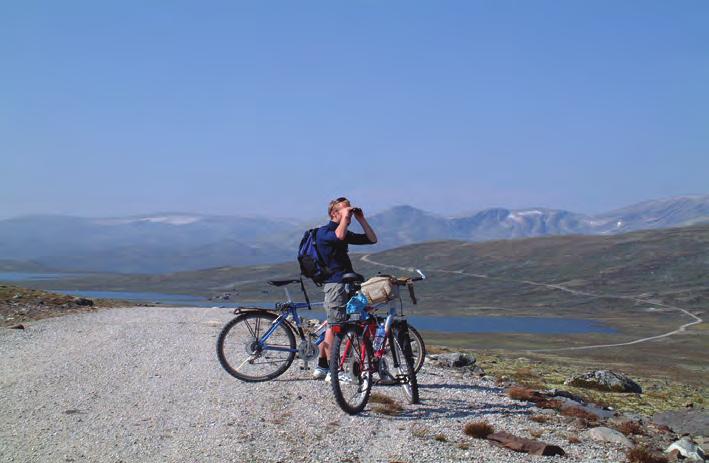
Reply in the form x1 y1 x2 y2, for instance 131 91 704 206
360 276 398 304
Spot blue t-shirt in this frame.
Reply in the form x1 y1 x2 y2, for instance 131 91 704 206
317 221 374 283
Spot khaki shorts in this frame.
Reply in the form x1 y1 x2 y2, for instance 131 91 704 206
323 282 348 324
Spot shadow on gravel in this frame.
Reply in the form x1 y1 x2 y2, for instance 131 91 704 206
360 398 533 421
418 382 502 394
271 377 314 382
412 401 533 421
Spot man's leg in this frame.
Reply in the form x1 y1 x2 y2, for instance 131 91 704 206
314 282 347 379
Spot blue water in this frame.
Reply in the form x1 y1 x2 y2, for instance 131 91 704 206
53 289 614 334
0 272 84 281
4 273 617 334
406 315 615 334
52 289 258 309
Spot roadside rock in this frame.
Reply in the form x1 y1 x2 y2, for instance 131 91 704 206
487 431 565 456
653 409 709 436
546 388 587 404
565 370 642 393
665 436 705 461
433 352 476 368
73 297 94 307
582 426 633 448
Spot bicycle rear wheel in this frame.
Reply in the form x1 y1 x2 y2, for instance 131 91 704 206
329 325 373 415
216 311 296 382
391 322 420 404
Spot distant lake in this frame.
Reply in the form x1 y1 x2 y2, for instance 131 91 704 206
0 272 84 282
51 289 256 309
49 289 616 334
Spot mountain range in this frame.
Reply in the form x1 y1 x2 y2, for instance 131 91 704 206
1 194 707 273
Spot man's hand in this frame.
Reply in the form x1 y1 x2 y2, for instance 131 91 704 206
341 206 354 222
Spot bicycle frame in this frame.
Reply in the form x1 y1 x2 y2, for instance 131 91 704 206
233 284 327 357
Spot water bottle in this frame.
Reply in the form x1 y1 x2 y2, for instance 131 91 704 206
373 323 386 351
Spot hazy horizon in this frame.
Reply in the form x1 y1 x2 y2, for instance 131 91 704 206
3 2 708 220
1 192 707 223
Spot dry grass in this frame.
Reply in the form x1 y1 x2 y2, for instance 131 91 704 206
614 420 645 436
457 442 470 450
372 402 404 416
434 433 447 442
535 399 563 410
463 421 495 439
411 424 429 438
370 392 397 405
512 367 542 387
567 435 581 444
426 345 450 354
626 447 668 463
507 386 537 401
529 428 544 438
530 414 550 423
560 406 598 422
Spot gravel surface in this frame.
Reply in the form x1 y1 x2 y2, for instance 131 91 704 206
0 307 628 463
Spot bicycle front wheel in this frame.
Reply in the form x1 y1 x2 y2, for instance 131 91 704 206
391 323 420 404
408 325 426 374
216 311 296 382
329 325 373 415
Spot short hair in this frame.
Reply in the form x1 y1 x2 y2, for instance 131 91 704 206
328 197 350 218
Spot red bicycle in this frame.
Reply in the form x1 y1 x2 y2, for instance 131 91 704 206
329 271 425 414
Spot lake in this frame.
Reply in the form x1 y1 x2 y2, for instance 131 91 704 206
50 289 616 334
0 272 85 281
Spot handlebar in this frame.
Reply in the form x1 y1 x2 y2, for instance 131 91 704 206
391 269 426 285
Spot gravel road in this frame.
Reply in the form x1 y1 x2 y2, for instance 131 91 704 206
0 307 627 463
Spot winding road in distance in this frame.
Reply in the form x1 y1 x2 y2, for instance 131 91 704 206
360 254 704 352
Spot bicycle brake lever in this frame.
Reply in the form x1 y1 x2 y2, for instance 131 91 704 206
407 282 417 305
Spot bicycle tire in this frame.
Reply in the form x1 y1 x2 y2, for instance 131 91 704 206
329 325 373 415
408 325 426 374
216 311 296 382
391 322 420 404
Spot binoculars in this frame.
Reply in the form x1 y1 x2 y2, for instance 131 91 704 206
351 207 362 215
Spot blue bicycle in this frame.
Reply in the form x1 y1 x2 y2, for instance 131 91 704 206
216 276 426 382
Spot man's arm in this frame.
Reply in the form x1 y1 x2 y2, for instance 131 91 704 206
354 210 377 244
335 208 352 240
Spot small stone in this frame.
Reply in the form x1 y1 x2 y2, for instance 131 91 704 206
435 352 476 368
545 388 587 404
582 426 633 448
486 431 565 456
9 324 25 330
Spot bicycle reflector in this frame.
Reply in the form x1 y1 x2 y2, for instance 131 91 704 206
331 324 342 334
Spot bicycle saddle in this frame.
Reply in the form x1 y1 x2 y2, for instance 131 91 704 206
267 279 301 287
341 272 364 284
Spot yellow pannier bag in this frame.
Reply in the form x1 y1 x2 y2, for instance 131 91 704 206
360 276 398 304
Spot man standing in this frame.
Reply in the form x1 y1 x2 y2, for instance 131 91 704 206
312 197 377 380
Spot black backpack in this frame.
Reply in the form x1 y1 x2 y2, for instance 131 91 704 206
297 228 331 285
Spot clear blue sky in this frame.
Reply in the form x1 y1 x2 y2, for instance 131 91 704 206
2 1 707 220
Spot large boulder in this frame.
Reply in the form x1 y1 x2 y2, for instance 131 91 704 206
664 436 705 462
582 427 633 448
564 370 642 393
653 409 709 436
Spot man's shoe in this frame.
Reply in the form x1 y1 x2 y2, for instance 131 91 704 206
312 366 328 380
325 371 352 384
